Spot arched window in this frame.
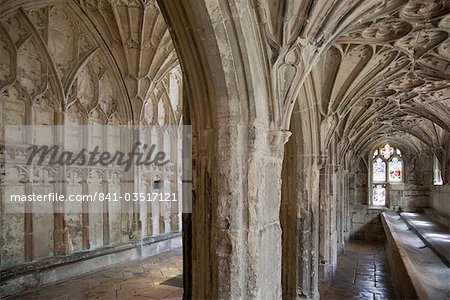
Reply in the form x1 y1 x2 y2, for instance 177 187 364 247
433 155 443 186
370 144 403 206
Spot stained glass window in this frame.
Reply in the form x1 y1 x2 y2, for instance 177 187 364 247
373 158 386 182
372 185 386 206
380 144 394 159
388 157 402 182
371 144 404 206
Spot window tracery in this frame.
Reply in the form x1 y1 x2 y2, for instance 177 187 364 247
370 144 404 206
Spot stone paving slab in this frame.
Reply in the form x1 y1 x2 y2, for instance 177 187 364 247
8 249 183 300
319 240 397 299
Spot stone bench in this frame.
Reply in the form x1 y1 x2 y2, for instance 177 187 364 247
400 211 450 267
381 212 450 299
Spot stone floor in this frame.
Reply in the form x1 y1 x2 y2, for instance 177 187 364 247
11 249 183 300
320 240 397 300
10 241 397 300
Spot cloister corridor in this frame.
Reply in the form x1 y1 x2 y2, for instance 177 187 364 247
9 240 398 300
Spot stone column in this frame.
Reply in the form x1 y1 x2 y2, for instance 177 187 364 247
445 140 450 184
188 126 289 299
281 149 323 299
163 175 171 234
132 130 142 241
319 164 332 280
342 170 351 244
81 179 90 249
24 182 33 262
157 0 292 297
145 179 153 236
53 114 70 255
170 173 179 232
336 168 344 250
53 176 70 255
138 173 147 239
102 179 110 246
298 154 322 300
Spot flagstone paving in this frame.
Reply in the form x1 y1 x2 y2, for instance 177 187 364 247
320 240 397 300
10 241 397 300
11 249 183 300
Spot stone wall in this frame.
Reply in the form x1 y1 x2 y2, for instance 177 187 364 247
0 2 183 296
349 153 433 241
388 183 430 211
350 206 386 241
430 185 450 218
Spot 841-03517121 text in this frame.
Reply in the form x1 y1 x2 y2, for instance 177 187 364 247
9 192 178 203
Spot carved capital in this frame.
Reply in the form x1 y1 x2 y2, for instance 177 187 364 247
268 129 292 153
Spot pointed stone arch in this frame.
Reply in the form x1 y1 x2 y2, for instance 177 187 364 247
157 0 288 298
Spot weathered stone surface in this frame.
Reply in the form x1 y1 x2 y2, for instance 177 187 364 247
320 240 396 300
0 1 183 296
0 234 181 297
382 212 450 299
8 249 183 300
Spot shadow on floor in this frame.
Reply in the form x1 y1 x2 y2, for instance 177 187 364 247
161 274 183 288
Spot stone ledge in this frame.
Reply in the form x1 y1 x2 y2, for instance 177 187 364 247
0 232 182 298
381 212 449 300
400 211 449 267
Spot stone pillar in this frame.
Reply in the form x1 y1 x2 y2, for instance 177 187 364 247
132 130 142 241
139 174 147 239
170 174 179 232
102 180 110 246
342 170 351 244
157 0 291 297
189 126 289 299
281 149 323 299
151 176 163 235
145 179 153 236
163 175 171 234
53 176 70 255
336 168 344 250
319 164 332 280
445 139 450 184
24 182 33 262
54 115 70 255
